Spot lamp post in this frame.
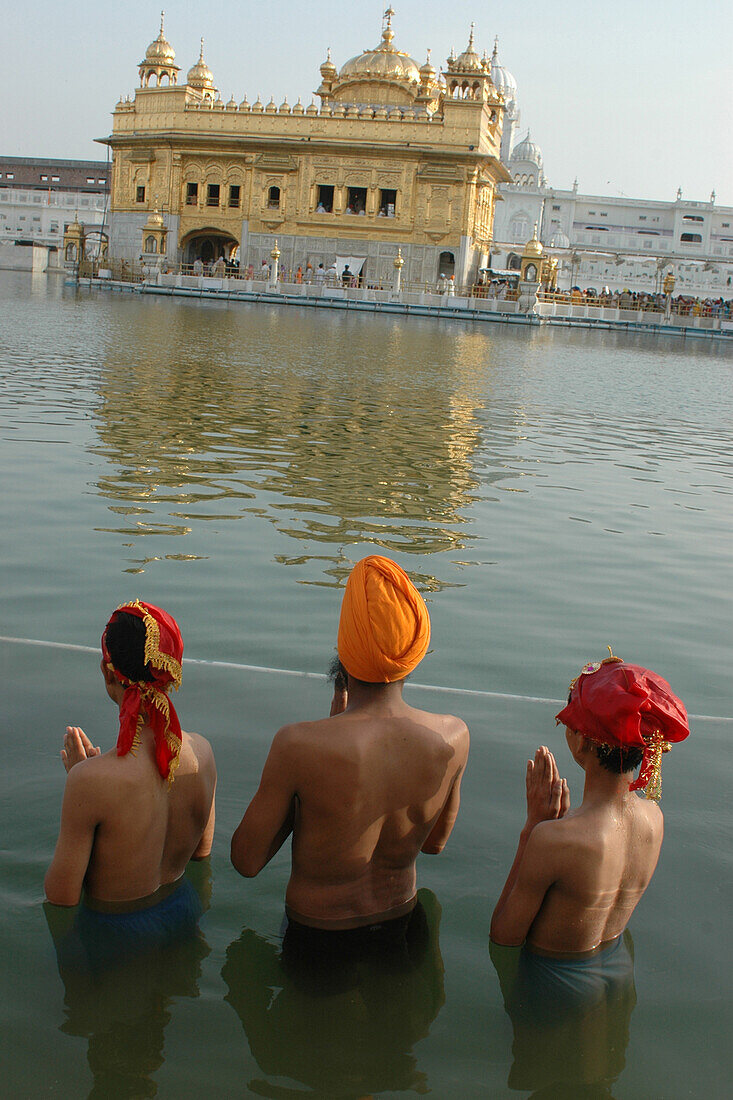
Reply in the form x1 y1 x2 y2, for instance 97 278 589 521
269 239 280 289
393 247 405 296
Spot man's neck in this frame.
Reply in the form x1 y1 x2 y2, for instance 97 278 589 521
345 677 407 713
579 763 635 809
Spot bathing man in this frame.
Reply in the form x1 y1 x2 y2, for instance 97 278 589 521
490 653 689 954
45 600 217 915
231 555 470 934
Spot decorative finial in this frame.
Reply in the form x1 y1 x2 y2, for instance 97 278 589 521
468 22 475 49
492 35 498 61
382 6 395 45
199 37 205 61
327 47 332 62
160 11 165 36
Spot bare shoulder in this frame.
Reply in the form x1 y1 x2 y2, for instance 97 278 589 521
633 795 664 838
528 816 585 859
413 708 469 751
183 729 216 769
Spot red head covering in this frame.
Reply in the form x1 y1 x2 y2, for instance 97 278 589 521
337 556 431 683
101 600 183 783
555 653 689 801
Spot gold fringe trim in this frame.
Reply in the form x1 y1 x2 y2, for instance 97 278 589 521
114 599 182 687
642 730 671 802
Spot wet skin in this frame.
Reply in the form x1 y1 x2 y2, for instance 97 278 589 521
231 675 469 929
45 661 217 906
491 735 663 953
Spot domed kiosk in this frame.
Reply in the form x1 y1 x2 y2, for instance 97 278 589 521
138 13 180 88
510 131 545 188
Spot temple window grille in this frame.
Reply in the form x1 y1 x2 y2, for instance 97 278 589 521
206 184 220 207
267 186 280 209
229 185 241 208
136 186 146 203
186 183 198 205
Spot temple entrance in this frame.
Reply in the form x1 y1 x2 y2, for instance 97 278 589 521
438 250 455 278
181 229 239 267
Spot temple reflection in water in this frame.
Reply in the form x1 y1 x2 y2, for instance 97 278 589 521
89 298 535 586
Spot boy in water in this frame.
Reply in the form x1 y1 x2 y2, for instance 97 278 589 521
491 652 689 955
45 600 216 945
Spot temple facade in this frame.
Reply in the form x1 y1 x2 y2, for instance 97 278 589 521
101 12 510 285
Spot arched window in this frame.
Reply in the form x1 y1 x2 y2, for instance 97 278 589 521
509 217 529 243
145 235 157 253
680 232 702 243
507 253 522 272
267 186 280 209
65 243 77 261
438 251 455 277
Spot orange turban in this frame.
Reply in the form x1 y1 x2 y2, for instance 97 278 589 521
337 556 430 683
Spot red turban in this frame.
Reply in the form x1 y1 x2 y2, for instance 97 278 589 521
337 556 430 683
101 600 183 783
555 655 689 801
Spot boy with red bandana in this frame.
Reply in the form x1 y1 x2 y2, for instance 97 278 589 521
45 601 216 926
491 651 689 954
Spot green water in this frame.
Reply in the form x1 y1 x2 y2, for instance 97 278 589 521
0 270 731 1097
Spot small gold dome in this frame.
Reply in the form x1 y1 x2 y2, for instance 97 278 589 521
187 39 214 88
320 48 337 79
419 50 436 81
524 224 544 257
452 26 484 73
145 13 176 63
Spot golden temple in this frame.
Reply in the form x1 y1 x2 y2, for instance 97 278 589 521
101 10 511 286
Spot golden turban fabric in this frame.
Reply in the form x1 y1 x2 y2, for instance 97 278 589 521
337 556 431 683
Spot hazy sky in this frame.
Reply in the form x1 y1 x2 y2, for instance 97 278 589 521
5 0 732 205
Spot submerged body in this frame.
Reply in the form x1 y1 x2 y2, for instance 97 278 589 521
232 683 468 929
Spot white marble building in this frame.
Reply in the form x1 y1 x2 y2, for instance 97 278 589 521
0 158 109 268
488 47 733 297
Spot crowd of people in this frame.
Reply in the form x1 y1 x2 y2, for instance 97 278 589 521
540 285 733 318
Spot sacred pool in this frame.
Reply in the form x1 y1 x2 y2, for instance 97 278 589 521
1 269 730 1097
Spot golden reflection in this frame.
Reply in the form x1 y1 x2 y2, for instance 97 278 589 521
90 303 521 583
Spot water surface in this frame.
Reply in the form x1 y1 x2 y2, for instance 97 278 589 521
1 271 731 1097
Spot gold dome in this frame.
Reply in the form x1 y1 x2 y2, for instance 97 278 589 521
338 11 419 86
320 48 337 80
419 49 436 81
187 39 214 88
524 224 544 257
145 13 176 63
451 26 484 73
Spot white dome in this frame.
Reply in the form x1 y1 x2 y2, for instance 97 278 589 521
511 132 543 168
551 230 570 248
491 62 516 99
490 41 517 100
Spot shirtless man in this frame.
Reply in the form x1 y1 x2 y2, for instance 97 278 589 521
231 555 469 937
45 600 216 918
491 654 689 954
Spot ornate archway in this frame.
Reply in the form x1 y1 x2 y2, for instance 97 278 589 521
181 228 239 266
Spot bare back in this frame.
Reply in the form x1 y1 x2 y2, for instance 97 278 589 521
46 727 216 906
283 705 468 927
526 795 663 953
